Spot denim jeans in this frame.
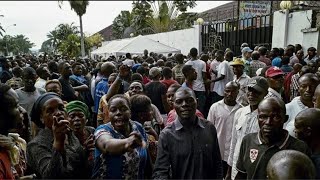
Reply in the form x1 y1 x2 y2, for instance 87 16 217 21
194 91 206 115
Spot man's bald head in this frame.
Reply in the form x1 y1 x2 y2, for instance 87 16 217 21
295 108 320 132
258 97 286 116
101 62 115 77
174 87 196 99
267 150 316 179
225 81 240 91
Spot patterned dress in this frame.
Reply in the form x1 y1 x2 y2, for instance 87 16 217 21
93 120 148 179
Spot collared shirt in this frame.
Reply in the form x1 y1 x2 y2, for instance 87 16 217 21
153 117 223 179
249 60 266 77
285 96 309 137
265 87 283 100
233 73 251 106
236 131 310 179
228 106 259 179
207 100 241 162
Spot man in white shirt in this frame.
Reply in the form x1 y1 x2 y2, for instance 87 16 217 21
226 76 269 179
230 58 251 106
285 73 319 137
35 66 50 89
212 50 234 104
185 47 207 114
207 81 241 178
122 53 135 67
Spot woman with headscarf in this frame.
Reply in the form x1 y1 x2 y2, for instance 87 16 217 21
92 94 148 179
66 100 95 172
0 83 26 179
27 93 90 179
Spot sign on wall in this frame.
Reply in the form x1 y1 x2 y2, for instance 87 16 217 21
239 1 272 29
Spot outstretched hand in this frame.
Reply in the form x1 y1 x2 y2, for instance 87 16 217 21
125 131 146 152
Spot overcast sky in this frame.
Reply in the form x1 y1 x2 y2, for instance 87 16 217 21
0 1 230 49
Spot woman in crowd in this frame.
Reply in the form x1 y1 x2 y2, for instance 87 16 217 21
65 100 95 171
27 93 90 178
0 83 27 179
93 94 148 179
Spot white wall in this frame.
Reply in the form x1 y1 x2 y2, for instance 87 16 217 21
144 25 201 55
272 10 320 53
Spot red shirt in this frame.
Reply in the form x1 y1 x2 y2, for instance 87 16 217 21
161 79 178 90
142 76 151 85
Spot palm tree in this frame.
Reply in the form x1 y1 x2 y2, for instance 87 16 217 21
59 0 89 58
146 1 179 33
47 30 59 53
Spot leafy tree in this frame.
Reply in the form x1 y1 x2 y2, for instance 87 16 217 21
112 11 134 39
58 34 81 58
0 34 35 55
131 1 153 34
55 23 79 42
84 33 104 54
46 30 59 53
111 0 197 38
59 0 89 58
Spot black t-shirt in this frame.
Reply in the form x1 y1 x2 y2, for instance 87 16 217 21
145 81 167 114
236 132 310 179
59 77 83 103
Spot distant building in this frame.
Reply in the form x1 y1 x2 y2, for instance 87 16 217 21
199 1 282 23
96 25 113 41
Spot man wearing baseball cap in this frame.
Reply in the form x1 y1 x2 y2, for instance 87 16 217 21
241 47 253 77
227 76 269 179
265 66 285 100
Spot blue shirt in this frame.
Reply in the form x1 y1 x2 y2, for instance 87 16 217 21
70 74 87 84
93 120 148 179
94 78 108 113
272 57 282 67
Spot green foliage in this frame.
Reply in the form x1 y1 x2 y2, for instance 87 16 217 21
112 11 134 39
0 34 35 55
58 34 81 58
40 23 79 55
111 0 197 39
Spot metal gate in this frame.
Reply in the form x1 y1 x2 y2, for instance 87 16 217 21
201 14 273 56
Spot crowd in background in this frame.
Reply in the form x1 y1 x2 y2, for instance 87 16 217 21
0 43 320 179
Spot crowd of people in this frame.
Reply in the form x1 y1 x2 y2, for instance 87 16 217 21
0 43 320 179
